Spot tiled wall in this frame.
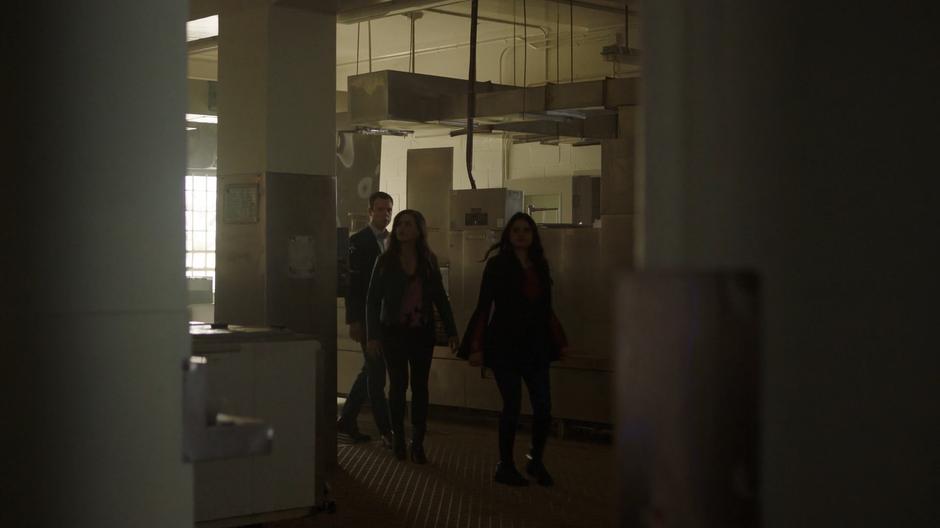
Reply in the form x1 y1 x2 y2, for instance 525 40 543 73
508 142 601 180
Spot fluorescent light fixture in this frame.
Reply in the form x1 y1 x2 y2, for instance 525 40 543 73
186 113 218 124
344 125 413 137
449 124 494 137
186 127 197 131
544 109 589 120
511 134 555 145
572 138 601 147
186 15 218 42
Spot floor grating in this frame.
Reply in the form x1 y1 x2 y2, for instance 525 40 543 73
272 413 616 528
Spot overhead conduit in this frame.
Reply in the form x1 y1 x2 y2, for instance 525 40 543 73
340 0 637 165
466 0 479 189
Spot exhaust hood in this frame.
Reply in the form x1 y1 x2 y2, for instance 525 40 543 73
347 70 638 140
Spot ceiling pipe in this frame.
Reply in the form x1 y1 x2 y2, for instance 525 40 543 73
542 0 638 15
424 6 552 89
336 0 635 23
496 23 628 84
426 7 548 37
197 24 629 84
367 5 552 86
336 33 532 68
192 25 624 64
339 1 555 84
337 0 464 24
466 0 479 190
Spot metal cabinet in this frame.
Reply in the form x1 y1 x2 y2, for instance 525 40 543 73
191 326 323 527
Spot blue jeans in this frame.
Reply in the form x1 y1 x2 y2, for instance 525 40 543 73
339 339 391 434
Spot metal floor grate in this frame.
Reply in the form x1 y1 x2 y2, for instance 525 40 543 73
275 417 617 528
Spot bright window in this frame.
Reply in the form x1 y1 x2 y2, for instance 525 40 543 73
185 172 217 289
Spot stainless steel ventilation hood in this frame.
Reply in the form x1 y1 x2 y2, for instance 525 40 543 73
347 70 638 139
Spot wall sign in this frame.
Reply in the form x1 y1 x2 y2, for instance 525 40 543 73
222 183 259 224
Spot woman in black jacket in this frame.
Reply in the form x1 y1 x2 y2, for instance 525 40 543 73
366 209 459 463
458 212 569 486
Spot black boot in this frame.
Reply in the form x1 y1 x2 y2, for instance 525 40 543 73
391 416 407 460
410 442 428 464
410 426 428 464
494 461 529 486
336 418 370 443
391 430 407 460
498 417 517 469
525 416 553 485
524 453 554 486
380 430 394 450
530 416 550 461
393 439 407 460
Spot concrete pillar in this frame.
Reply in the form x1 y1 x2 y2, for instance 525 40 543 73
214 1 338 473
3 1 192 526
601 105 639 271
639 1 939 526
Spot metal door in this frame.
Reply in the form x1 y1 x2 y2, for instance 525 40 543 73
406 147 453 262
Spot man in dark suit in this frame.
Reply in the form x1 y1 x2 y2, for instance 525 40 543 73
338 191 394 446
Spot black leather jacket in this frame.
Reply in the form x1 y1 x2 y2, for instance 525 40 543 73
365 253 458 342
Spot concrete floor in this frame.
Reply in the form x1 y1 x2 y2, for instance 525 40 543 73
271 405 617 528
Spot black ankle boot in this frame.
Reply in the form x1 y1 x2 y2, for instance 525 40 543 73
494 462 529 486
524 453 554 486
410 442 428 464
380 431 394 450
393 438 407 461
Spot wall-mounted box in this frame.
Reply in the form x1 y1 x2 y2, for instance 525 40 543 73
449 188 523 230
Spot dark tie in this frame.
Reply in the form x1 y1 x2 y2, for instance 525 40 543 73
376 230 388 253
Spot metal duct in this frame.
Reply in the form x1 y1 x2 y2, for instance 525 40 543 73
188 36 218 54
493 113 620 140
347 70 637 139
335 0 632 23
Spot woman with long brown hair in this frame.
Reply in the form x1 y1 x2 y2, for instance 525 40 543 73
366 209 459 463
458 212 569 486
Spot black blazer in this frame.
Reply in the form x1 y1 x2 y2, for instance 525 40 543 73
458 253 567 368
344 226 383 325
